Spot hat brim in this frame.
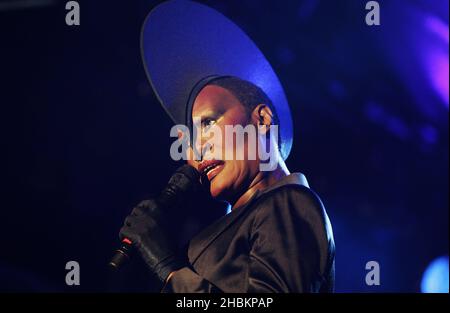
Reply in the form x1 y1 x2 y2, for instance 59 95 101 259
141 0 293 159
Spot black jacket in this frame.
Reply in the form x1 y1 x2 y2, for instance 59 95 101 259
162 173 335 293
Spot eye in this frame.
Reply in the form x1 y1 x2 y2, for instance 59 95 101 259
201 118 216 132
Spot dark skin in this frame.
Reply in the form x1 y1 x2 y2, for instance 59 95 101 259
168 85 290 282
185 84 290 209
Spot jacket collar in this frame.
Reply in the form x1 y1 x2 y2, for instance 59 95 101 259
188 173 309 264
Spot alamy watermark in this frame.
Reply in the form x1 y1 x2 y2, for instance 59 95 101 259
169 117 279 171
365 1 380 26
65 260 80 286
365 261 380 286
65 1 80 26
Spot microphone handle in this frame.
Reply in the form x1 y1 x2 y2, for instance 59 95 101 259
108 238 133 269
108 164 200 270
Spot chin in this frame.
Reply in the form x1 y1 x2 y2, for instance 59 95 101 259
209 179 226 198
208 172 233 200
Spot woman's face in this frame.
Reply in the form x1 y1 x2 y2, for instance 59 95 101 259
188 85 260 202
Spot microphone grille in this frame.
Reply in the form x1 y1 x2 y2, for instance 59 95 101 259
166 164 201 194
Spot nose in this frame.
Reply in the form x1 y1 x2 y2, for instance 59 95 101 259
192 132 215 161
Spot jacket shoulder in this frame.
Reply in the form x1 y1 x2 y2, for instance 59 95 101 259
252 183 329 224
250 183 335 274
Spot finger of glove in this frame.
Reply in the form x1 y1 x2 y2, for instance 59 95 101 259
119 217 157 244
131 199 158 216
119 224 140 244
124 214 157 229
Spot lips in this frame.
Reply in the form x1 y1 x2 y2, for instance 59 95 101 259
198 159 225 182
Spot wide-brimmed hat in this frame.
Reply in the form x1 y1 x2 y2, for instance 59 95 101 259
141 0 293 159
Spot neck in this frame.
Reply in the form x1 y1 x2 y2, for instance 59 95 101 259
231 161 290 210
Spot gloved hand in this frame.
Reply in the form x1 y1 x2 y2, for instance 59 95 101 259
119 199 185 283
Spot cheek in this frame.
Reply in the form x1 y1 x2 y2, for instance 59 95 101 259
215 160 247 189
209 156 257 199
209 161 238 195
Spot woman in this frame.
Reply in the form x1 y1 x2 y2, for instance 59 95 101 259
119 1 335 293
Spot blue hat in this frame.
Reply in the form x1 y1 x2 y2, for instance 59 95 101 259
141 0 293 159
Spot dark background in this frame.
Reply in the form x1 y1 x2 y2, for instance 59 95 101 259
0 0 448 292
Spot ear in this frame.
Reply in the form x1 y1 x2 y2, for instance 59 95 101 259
251 104 273 135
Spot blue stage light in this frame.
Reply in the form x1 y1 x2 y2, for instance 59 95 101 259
421 256 449 293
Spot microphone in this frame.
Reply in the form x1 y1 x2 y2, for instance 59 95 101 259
108 164 201 270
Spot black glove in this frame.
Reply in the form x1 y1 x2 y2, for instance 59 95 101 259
119 199 185 283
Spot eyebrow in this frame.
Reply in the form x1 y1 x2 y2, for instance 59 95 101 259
193 107 224 119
